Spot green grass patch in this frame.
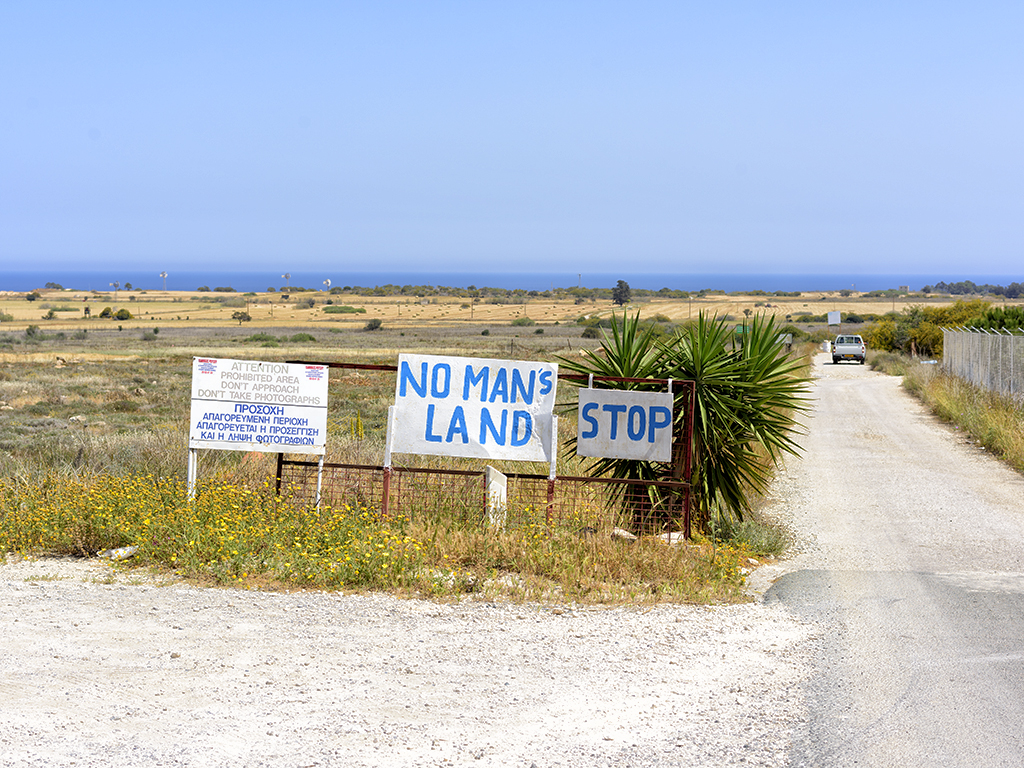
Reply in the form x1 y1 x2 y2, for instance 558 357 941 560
323 305 367 314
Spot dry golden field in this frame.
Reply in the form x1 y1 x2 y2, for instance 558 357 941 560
3 286 1015 337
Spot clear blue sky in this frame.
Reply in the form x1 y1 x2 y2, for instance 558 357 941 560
2 2 1022 277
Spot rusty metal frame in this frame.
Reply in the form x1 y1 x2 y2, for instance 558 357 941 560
280 360 696 537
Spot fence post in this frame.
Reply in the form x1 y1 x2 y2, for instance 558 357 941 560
382 406 395 515
546 415 558 527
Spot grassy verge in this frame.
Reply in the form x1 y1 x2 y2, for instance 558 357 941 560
0 472 757 604
0 336 803 604
871 352 1024 473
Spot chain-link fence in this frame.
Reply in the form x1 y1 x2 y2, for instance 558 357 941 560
942 328 1024 401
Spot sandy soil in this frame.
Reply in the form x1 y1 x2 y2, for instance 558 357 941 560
1 555 815 767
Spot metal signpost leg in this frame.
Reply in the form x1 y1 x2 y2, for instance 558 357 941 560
187 448 198 500
315 454 325 511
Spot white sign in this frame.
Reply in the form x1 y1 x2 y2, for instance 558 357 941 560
827 310 841 326
189 357 329 455
392 353 557 462
576 389 674 461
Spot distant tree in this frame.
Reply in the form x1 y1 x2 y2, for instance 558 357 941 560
611 280 632 306
197 286 211 292
232 311 252 325
98 307 113 318
114 308 132 320
26 291 40 302
44 282 63 290
124 282 133 291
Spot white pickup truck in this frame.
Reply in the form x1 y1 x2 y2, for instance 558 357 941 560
832 334 866 365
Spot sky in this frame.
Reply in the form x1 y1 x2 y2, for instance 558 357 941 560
2 2 1022 279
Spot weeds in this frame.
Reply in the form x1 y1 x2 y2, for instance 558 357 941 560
872 351 1024 473
0 472 753 602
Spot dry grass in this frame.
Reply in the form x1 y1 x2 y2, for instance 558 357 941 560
6 286 1018 337
0 301 808 602
872 353 1024 474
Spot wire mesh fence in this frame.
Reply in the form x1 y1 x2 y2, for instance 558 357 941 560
942 328 1024 402
277 457 691 537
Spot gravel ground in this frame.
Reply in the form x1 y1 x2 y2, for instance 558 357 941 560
0 555 816 768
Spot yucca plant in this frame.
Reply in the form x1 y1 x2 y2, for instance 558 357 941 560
559 312 671 529
561 311 810 533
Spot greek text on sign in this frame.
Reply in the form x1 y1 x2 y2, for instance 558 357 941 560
576 389 674 461
392 353 557 462
189 358 329 455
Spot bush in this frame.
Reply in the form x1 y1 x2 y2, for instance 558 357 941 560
289 333 316 343
481 329 490 336
581 326 601 339
364 318 383 331
114 308 132 320
511 317 535 327
322 305 366 314
213 286 235 292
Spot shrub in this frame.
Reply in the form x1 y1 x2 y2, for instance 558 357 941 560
114 308 132 320
481 329 490 336
289 333 316 343
511 317 535 327
581 326 601 339
560 311 811 531
322 305 366 314
364 318 383 331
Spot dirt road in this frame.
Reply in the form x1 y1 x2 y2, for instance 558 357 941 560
759 354 1024 767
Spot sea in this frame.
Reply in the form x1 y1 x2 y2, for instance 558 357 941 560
2 269 1019 294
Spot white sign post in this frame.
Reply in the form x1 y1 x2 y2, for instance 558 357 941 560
827 310 841 326
576 388 674 461
391 353 558 463
188 357 330 496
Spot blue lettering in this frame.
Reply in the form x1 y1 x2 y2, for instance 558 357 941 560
602 404 627 439
399 361 428 398
479 408 507 445
424 404 443 443
539 369 553 396
511 410 533 446
431 363 451 398
580 402 599 439
627 405 646 441
446 406 469 443
489 368 509 403
464 365 489 401
649 406 672 442
511 369 535 404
